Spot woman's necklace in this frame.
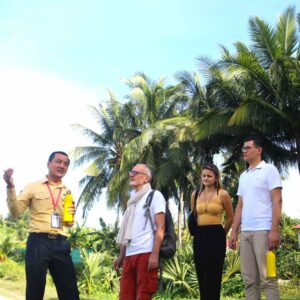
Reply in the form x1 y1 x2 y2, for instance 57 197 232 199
204 190 216 213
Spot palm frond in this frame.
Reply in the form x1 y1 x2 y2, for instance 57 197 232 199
249 16 279 68
276 6 298 56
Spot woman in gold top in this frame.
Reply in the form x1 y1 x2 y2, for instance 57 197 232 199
190 164 234 300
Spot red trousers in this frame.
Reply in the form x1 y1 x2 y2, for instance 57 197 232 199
119 252 158 300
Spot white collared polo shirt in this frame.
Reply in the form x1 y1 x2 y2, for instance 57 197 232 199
237 161 282 231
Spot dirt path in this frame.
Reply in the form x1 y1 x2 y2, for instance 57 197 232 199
0 287 23 300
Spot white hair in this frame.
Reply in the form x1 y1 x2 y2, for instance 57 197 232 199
135 163 152 179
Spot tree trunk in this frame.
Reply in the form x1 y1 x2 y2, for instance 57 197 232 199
183 204 186 228
177 191 184 249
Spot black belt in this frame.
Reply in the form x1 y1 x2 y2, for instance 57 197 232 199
30 232 68 240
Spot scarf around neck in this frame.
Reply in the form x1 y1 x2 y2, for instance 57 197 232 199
116 183 152 246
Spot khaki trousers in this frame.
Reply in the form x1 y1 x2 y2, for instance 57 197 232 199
240 231 279 300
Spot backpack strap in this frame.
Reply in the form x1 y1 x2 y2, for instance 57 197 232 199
143 190 155 232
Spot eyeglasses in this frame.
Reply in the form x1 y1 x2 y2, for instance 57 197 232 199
242 146 253 152
128 170 148 176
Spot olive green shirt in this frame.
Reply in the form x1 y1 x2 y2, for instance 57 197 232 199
6 177 71 236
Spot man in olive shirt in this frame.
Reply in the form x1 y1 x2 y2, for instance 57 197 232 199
3 151 79 300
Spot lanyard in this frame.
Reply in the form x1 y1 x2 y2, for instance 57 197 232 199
46 183 62 211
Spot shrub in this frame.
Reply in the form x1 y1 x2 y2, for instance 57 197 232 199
69 218 119 256
0 258 25 280
76 250 120 295
11 247 26 263
222 273 245 298
276 249 300 280
222 249 241 284
161 240 199 299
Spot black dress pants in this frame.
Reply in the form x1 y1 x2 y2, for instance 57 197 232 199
25 233 80 300
193 225 226 300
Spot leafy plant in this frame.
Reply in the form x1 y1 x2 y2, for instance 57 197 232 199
77 250 103 294
161 240 198 298
4 212 30 241
77 250 120 295
222 273 245 298
0 231 20 258
222 249 241 284
99 263 120 294
69 218 119 256
0 258 25 280
276 250 300 280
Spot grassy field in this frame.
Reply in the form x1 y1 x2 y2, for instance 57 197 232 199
0 278 299 300
0 279 101 300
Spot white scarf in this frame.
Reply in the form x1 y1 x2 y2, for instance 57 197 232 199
116 183 152 246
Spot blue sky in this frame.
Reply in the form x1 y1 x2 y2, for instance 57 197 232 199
0 1 299 226
0 0 296 92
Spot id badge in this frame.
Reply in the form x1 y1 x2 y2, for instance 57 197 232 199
51 212 60 228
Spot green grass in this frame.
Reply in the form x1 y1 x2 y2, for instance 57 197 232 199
0 278 101 300
0 278 298 300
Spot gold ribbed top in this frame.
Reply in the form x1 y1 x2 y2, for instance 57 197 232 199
191 190 223 225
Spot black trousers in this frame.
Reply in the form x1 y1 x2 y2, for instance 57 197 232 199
25 233 80 300
193 225 226 300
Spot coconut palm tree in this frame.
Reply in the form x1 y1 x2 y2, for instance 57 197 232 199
71 91 135 217
72 73 189 215
196 6 300 173
117 72 188 200
115 73 200 244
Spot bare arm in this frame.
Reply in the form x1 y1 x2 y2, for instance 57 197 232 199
221 190 234 235
229 196 243 249
148 212 165 271
268 187 282 249
113 245 126 271
3 169 15 188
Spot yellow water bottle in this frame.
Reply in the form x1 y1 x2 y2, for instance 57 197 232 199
63 190 74 222
266 250 276 278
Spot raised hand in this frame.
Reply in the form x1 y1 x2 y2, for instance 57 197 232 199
3 169 15 188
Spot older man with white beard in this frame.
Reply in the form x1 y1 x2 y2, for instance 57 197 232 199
114 164 166 300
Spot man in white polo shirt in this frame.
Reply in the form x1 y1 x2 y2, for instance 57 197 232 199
229 137 282 300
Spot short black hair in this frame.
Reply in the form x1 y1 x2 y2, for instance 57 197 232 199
48 151 69 163
244 136 263 148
